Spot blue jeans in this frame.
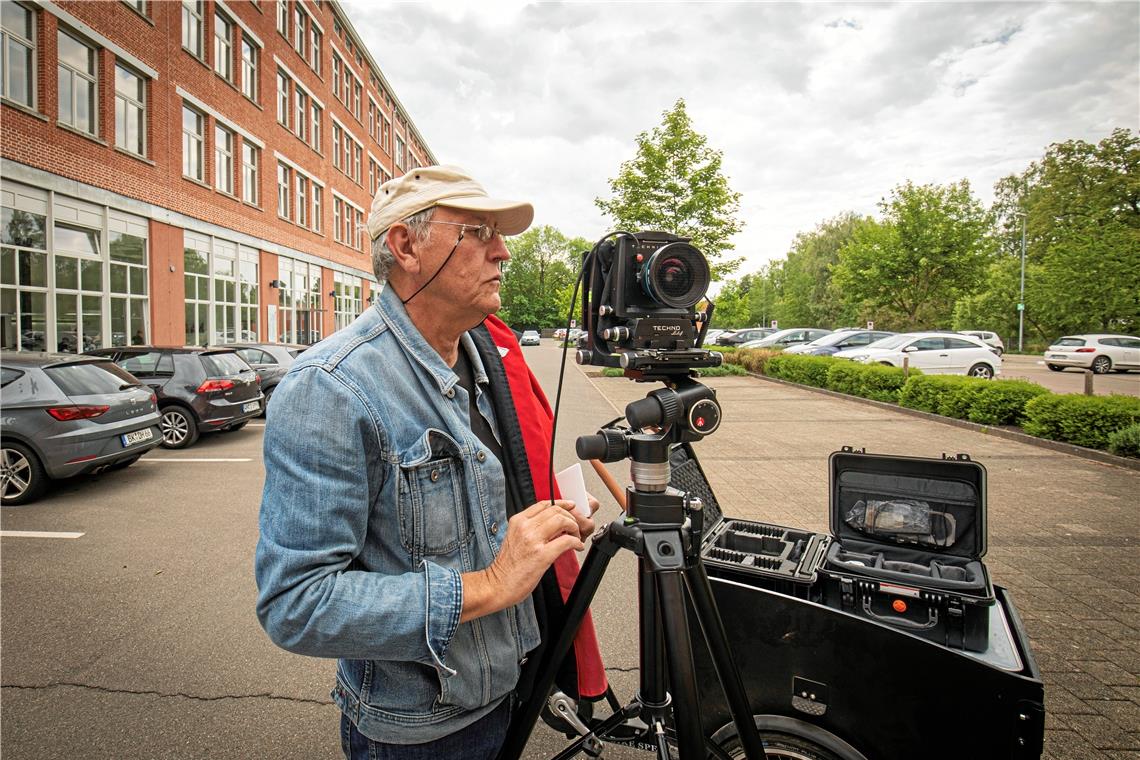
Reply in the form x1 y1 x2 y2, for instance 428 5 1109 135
341 697 512 760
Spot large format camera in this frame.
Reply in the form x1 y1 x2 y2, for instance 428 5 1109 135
576 231 722 381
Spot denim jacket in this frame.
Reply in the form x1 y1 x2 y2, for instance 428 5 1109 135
255 285 541 744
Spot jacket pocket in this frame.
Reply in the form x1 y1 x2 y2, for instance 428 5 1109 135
397 429 475 559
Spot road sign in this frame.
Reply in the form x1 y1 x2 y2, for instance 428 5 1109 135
770 320 778 329
1017 303 1024 311
867 321 875 330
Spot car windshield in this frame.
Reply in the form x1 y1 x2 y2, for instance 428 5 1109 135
807 331 856 347
201 352 251 377
45 361 139 396
863 334 912 350
1054 337 1085 346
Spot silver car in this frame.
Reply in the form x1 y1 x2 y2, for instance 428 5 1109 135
1 352 161 505
1045 334 1140 374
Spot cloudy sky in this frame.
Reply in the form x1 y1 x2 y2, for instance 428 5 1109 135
341 1 1138 280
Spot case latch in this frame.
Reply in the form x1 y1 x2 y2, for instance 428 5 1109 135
941 452 972 461
840 445 867 454
839 577 855 609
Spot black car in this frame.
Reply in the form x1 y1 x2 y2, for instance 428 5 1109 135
214 343 307 415
84 347 263 449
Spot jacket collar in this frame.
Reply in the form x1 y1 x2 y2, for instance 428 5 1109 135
374 284 489 395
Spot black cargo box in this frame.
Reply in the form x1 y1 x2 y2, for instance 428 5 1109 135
820 447 994 651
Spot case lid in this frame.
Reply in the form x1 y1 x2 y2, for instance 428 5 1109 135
829 447 987 559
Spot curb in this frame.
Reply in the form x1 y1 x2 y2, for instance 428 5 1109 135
746 372 1140 473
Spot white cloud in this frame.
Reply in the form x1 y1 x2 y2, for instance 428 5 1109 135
341 1 1139 278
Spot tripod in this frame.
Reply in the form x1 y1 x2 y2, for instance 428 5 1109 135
498 378 768 760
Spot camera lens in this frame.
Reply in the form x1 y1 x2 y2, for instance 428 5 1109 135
642 242 710 309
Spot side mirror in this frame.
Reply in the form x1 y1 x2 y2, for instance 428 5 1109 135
902 345 918 353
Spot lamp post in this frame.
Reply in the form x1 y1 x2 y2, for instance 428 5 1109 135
1017 212 1027 353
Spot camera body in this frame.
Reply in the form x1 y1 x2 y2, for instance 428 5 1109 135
577 231 720 381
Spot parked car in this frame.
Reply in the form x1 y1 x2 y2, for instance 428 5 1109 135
219 342 307 414
1 352 162 505
739 328 832 350
520 330 541 346
959 330 1005 356
702 328 727 346
834 332 1001 378
84 347 263 448
717 328 776 346
786 330 897 356
1044 334 1140 374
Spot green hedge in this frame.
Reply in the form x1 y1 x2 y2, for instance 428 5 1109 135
853 363 919 402
765 354 842 388
968 380 1051 426
898 375 973 413
724 348 782 375
1023 394 1140 449
1107 424 1140 458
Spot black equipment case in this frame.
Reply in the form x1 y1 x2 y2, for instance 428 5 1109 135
819 447 994 651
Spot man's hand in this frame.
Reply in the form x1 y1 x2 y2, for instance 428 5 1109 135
460 500 594 623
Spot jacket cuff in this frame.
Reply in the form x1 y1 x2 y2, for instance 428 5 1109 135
421 559 462 677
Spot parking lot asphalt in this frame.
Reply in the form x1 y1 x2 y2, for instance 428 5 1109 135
1000 354 1140 397
2 341 1137 759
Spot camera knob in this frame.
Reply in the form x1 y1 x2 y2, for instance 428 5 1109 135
598 305 613 316
576 349 593 365
604 327 630 341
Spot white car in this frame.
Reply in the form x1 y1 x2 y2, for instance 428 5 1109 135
738 328 832 349
834 332 1001 379
1044 334 1140 374
520 330 541 346
959 330 1005 356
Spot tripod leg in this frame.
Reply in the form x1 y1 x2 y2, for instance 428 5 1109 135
655 570 706 759
685 561 768 760
498 528 620 760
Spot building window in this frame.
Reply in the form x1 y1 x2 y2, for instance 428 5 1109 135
185 234 256 345
308 26 321 73
276 257 320 345
214 125 234 194
353 144 362 184
342 202 352 246
332 197 341 242
310 103 321 150
276 71 289 125
213 12 232 81
277 163 291 219
52 222 103 353
294 89 307 141
381 114 390 153
57 30 97 135
295 174 307 227
124 1 146 14
239 258 258 342
394 135 405 171
311 185 322 233
333 271 362 330
276 0 288 37
351 79 361 119
293 6 305 56
1 205 48 351
1 2 35 108
331 124 341 170
240 38 258 101
331 53 340 100
109 229 148 346
182 1 203 58
114 63 145 157
182 104 204 180
241 143 259 205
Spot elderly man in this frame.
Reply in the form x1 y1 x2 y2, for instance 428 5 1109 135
255 166 605 760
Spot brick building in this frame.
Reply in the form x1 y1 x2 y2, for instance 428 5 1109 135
0 0 435 352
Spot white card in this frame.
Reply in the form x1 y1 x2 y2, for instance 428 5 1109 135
554 462 591 517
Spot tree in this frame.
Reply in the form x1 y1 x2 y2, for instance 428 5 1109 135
832 181 995 330
773 212 870 328
992 128 1140 339
499 225 588 329
595 99 744 279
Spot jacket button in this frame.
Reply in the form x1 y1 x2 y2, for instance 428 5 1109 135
490 521 499 534
445 388 455 399
430 469 440 482
476 450 486 462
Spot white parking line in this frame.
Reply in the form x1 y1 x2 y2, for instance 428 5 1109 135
1 530 85 539
140 458 253 463
247 423 266 427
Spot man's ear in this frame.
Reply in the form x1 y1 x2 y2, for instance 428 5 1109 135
386 224 421 276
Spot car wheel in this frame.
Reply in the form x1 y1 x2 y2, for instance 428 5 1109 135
1047 363 1064 372
107 455 141 471
1 442 49 506
716 731 845 760
1091 355 1112 374
260 386 274 417
221 421 248 433
968 363 995 379
160 407 199 449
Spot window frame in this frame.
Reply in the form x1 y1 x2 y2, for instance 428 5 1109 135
240 37 258 101
213 10 233 82
241 142 260 205
214 124 234 195
57 29 98 136
276 162 292 219
1 1 36 109
113 62 146 157
181 103 205 181
181 0 204 59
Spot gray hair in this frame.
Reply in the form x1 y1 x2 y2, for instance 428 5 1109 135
371 207 436 285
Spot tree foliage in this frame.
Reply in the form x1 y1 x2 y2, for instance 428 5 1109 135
595 98 744 279
831 180 995 329
499 225 589 329
771 212 870 328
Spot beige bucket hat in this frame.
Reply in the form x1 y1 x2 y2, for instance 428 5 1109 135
365 165 534 240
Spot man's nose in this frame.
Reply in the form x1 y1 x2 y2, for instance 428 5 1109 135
489 234 510 263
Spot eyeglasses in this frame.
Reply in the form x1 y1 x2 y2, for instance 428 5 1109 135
423 220 501 243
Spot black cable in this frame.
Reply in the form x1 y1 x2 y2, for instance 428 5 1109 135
547 247 593 504
401 231 465 306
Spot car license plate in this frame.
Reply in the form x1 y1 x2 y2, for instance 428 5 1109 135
121 428 154 447
1051 354 1067 359
242 401 260 413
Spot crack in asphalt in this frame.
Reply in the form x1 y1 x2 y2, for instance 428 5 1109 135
1 681 333 706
